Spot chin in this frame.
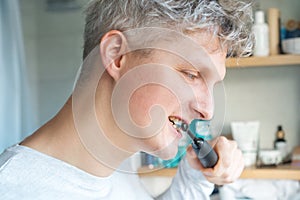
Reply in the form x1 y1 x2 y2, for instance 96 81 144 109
153 139 179 160
141 120 180 159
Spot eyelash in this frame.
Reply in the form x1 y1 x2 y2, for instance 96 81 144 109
182 71 200 81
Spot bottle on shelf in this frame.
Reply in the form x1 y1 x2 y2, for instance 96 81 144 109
268 8 280 55
274 125 288 161
252 10 270 57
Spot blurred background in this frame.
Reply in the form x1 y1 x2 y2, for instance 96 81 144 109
1 0 300 199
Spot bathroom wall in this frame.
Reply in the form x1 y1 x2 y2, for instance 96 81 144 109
20 0 85 127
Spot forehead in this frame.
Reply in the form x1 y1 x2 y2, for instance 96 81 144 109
185 29 225 54
151 30 226 79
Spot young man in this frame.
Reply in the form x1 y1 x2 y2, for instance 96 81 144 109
0 0 254 199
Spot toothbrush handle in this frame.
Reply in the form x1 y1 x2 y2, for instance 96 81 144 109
192 138 218 168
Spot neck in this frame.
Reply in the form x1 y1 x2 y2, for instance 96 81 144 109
22 78 136 177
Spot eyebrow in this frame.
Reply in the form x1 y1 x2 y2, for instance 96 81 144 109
175 58 226 83
174 58 211 72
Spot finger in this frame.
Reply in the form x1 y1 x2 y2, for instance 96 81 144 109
203 137 245 185
206 139 237 179
211 137 234 177
232 149 245 180
221 152 240 183
185 145 203 171
221 148 244 184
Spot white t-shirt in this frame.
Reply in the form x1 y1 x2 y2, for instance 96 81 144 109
0 145 213 200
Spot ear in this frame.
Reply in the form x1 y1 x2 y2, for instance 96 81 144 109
100 30 127 81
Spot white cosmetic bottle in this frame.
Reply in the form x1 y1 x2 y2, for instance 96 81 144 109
252 11 270 56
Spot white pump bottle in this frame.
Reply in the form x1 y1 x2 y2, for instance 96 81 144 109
252 11 270 56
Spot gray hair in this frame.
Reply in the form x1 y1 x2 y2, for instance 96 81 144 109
82 0 254 60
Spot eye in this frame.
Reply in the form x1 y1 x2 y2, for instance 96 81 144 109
182 71 200 81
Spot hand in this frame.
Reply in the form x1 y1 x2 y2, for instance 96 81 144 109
186 136 244 185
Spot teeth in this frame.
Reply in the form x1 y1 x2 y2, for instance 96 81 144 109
168 116 182 130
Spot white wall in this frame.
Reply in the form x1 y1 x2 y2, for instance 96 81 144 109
20 0 39 128
36 7 84 123
21 0 85 126
20 0 300 149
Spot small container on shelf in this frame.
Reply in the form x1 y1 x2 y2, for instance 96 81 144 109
258 149 282 166
252 10 269 57
274 125 289 161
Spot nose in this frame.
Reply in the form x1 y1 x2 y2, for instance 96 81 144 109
190 83 214 120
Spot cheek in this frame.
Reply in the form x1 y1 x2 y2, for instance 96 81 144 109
129 84 177 126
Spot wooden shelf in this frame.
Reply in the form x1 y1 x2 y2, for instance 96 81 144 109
138 165 300 180
240 165 300 180
226 54 300 68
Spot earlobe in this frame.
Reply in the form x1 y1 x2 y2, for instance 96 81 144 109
100 30 127 81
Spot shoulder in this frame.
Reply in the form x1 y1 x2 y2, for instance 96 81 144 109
0 145 24 170
0 145 36 197
0 144 54 185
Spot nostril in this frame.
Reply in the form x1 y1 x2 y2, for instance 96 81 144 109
195 110 213 121
199 112 206 119
190 100 213 120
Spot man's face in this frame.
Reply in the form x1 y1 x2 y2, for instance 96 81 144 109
118 30 226 159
